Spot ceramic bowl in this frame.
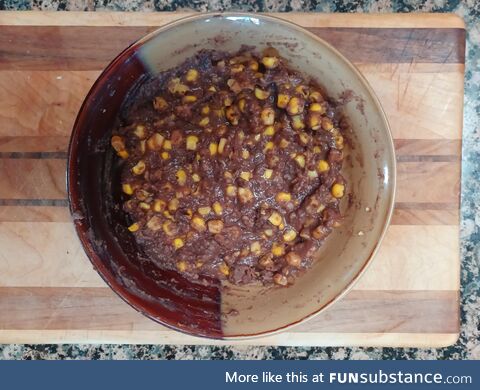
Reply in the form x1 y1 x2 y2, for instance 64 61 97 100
67 13 396 339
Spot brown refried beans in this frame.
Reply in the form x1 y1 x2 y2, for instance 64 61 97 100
110 47 347 286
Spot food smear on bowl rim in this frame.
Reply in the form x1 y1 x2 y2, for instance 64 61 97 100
110 47 348 287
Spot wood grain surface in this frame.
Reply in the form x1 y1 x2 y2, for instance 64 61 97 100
0 12 464 347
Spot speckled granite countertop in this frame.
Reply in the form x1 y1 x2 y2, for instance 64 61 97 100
0 0 479 360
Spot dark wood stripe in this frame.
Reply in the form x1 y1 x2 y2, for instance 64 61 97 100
395 202 458 210
0 138 462 156
396 155 460 162
0 201 459 226
0 27 465 71
0 287 458 334
394 139 461 156
0 151 68 159
0 199 68 207
310 27 465 64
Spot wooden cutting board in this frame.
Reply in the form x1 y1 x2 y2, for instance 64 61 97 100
0 12 464 347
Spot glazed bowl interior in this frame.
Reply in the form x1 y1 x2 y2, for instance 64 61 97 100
68 13 395 339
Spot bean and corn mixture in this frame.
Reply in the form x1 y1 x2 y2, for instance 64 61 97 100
110 47 347 286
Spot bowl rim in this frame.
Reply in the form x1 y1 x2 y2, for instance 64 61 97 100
67 11 397 340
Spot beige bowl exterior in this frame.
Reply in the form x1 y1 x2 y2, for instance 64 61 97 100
133 13 396 338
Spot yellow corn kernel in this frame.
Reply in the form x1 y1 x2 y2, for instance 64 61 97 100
262 56 279 69
331 183 345 198
299 132 309 145
226 185 237 197
238 98 246 112
264 229 274 237
199 117 209 127
295 85 309 98
173 237 184 250
176 260 187 272
263 169 273 179
240 150 249 161
308 113 321 130
161 151 170 160
322 117 334 131
283 229 297 242
313 146 322 154
198 206 211 216
146 216 163 231
223 96 233 106
163 140 172 150
192 173 201 183
275 192 291 203
287 97 303 115
225 106 239 125
279 139 290 149
260 108 275 125
212 201 223 216
263 125 275 136
139 202 150 210
335 135 344 149
117 150 129 159
132 160 146 175
277 94 290 109
168 198 179 212
250 241 262 256
317 160 330 173
264 141 274 152
162 220 175 236
208 85 217 92
128 222 140 232
218 138 227 154
291 115 305 130
254 87 269 100
309 102 325 113
182 95 197 104
254 134 261 142
273 273 288 286
186 209 193 218
186 135 199 151
195 260 204 268
176 169 187 186
153 199 166 212
224 171 233 180
294 154 306 168
272 243 285 257
147 133 164 150
209 142 218 156
153 96 168 111
309 91 323 102
163 210 174 220
168 77 189 94
240 171 252 181
238 187 253 203
286 252 301 267
208 219 224 234
133 125 146 139
268 211 283 226
249 60 259 71
111 135 126 152
218 262 230 276
122 183 133 195
191 216 206 232
201 105 210 115
231 64 245 73
186 69 198 82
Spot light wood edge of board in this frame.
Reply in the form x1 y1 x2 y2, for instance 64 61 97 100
0 11 466 29
0 331 459 348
